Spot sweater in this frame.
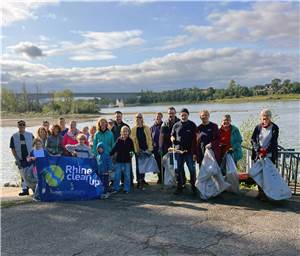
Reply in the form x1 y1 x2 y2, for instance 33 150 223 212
65 144 93 158
131 125 153 153
110 137 135 163
46 135 64 156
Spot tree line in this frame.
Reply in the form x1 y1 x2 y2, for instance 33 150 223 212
127 79 300 104
1 78 299 114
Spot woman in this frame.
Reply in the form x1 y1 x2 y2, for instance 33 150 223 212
36 127 48 146
131 113 153 189
196 110 220 166
63 120 84 155
251 109 279 200
93 118 115 155
219 114 243 163
45 124 64 156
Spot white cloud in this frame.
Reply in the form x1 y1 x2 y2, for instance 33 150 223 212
1 0 59 26
70 51 116 61
161 2 300 49
8 42 45 59
2 48 299 92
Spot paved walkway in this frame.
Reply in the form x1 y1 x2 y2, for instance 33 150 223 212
1 185 300 256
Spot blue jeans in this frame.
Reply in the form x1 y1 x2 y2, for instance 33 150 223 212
114 163 131 192
135 154 145 182
175 153 196 187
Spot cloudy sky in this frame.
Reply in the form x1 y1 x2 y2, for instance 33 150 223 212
1 0 299 92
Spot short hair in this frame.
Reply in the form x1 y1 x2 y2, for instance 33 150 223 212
200 110 210 116
51 124 62 135
59 117 65 121
223 114 231 120
115 111 123 115
89 125 96 133
33 138 43 146
168 107 176 112
260 109 272 118
121 126 130 133
77 134 87 141
43 120 49 125
156 112 163 117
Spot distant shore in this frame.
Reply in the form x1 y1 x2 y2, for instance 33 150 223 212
1 94 299 127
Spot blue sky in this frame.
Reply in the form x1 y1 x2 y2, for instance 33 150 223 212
1 1 299 92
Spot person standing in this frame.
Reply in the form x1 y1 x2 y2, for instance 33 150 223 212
159 107 180 155
36 127 48 146
93 118 115 154
251 109 279 200
150 112 163 183
219 114 243 163
59 117 68 136
111 111 130 141
45 124 64 156
171 108 197 195
10 120 34 196
196 110 221 166
131 113 153 189
42 120 51 136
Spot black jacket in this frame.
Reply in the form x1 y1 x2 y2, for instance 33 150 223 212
110 137 135 163
251 122 279 164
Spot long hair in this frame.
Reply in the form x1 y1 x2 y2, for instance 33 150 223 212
134 113 144 127
97 118 108 131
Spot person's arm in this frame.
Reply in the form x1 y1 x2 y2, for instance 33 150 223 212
92 133 98 155
251 126 260 153
211 124 220 150
191 123 198 158
65 144 76 153
110 139 118 156
170 124 177 144
109 131 115 153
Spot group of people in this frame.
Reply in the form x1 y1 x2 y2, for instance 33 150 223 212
10 107 279 201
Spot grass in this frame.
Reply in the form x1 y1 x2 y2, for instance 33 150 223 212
1 198 34 208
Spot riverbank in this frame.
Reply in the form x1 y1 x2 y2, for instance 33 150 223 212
1 94 299 127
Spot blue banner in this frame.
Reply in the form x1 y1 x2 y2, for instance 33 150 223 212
36 156 104 201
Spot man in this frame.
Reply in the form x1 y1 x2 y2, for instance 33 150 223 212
111 111 130 140
59 117 68 136
42 120 51 136
10 120 34 196
150 112 163 183
171 108 197 195
159 107 180 155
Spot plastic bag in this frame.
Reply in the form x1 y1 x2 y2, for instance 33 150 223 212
138 151 159 174
163 153 176 186
249 158 292 200
225 153 240 194
20 165 37 190
196 149 230 200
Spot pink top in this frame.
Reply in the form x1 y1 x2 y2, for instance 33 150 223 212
63 130 89 148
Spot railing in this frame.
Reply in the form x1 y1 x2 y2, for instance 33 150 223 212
242 145 300 195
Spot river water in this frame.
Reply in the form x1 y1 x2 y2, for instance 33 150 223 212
1 100 299 186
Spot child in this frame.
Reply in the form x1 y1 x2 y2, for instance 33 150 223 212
65 134 93 158
26 138 49 194
95 142 112 198
110 126 135 194
82 126 90 140
89 125 97 148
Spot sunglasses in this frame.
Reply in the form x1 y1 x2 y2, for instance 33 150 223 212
136 116 143 119
18 123 25 127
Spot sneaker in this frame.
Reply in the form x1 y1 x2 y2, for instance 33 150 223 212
191 186 197 196
173 187 183 195
137 182 142 189
123 191 129 194
19 190 29 196
110 190 118 195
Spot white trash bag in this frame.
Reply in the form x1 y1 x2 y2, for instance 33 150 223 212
196 149 230 200
163 153 176 186
249 158 292 200
138 151 159 174
225 153 240 194
20 165 37 190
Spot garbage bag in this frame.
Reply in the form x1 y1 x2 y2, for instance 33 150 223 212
138 151 159 174
225 153 240 194
163 153 176 186
20 165 37 190
249 158 292 200
196 149 230 200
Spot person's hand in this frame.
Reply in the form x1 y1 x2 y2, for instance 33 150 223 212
193 154 197 161
15 160 21 169
259 148 267 158
170 136 175 142
72 152 77 157
130 151 134 158
146 150 152 155
205 143 212 149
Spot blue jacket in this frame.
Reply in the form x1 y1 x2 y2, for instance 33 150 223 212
95 142 112 174
230 125 243 161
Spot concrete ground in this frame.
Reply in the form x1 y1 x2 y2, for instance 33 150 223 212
1 184 300 256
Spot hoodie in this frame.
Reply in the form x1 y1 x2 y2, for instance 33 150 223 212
95 142 113 174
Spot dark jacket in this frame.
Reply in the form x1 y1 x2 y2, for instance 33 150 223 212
251 122 279 164
110 137 135 163
171 120 197 154
111 121 130 141
160 117 180 154
150 122 163 151
197 122 220 164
